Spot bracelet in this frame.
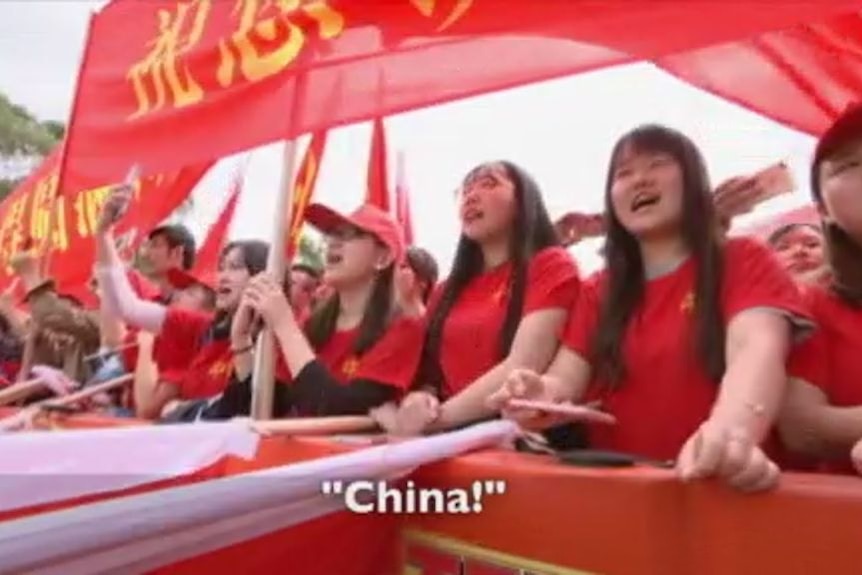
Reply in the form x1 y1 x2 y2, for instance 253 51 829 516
231 344 254 355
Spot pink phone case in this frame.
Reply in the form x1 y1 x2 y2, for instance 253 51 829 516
508 399 617 425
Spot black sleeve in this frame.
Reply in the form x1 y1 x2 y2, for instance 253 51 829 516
292 359 397 416
202 373 294 420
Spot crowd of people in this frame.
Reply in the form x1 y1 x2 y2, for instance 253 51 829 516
0 103 860 494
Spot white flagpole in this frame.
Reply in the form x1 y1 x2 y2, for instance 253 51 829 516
250 139 297 420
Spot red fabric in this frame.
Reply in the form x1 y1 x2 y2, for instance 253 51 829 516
0 144 210 298
366 117 390 212
63 1 859 186
190 175 242 281
788 287 862 473
436 247 579 397
563 238 807 461
286 131 328 259
657 10 862 137
156 308 231 399
278 316 424 392
394 151 414 245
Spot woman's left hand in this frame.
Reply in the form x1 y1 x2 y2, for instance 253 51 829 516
244 273 295 332
676 420 779 493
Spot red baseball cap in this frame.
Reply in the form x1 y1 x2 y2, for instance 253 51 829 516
305 203 405 263
166 268 216 291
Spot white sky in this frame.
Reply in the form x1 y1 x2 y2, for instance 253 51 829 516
0 1 817 275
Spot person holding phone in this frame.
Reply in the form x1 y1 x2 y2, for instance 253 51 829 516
205 203 425 419
94 183 271 419
779 104 862 474
389 161 580 435
490 125 810 492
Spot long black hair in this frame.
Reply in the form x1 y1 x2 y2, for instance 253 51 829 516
305 251 397 357
215 240 272 334
421 161 559 391
591 125 726 385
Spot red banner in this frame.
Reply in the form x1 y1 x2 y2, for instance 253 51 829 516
366 117 389 212
287 131 328 259
192 172 242 277
394 151 414 246
0 148 211 300
62 0 862 189
658 10 862 137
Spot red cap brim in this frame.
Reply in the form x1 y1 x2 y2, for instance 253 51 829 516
305 204 356 235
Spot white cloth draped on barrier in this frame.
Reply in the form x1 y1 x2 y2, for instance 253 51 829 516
0 421 260 513
0 420 519 575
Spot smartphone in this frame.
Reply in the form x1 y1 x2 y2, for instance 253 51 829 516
750 162 795 203
557 449 673 469
507 399 617 425
107 164 140 223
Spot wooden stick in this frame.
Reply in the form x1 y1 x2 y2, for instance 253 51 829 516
0 377 45 406
40 374 133 408
0 374 134 432
251 415 378 437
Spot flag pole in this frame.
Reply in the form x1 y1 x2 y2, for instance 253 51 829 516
41 11 97 277
249 139 298 420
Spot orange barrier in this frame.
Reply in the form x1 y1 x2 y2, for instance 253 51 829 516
5 416 862 574
405 450 862 575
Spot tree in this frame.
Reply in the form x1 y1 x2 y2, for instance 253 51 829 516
0 92 64 202
41 120 66 142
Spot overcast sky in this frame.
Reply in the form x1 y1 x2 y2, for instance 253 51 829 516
0 1 817 274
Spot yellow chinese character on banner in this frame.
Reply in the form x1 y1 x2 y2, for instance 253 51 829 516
0 195 29 273
409 0 474 31
73 185 116 238
51 195 70 253
217 0 345 87
127 0 211 118
28 173 58 246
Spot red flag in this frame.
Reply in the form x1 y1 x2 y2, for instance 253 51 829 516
658 10 862 137
0 146 211 298
287 132 328 258
61 0 859 188
192 170 243 276
365 117 390 211
394 150 414 245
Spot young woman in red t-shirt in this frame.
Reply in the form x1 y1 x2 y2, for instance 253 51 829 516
392 161 581 434
95 186 271 419
493 125 809 492
779 105 862 474
209 203 425 419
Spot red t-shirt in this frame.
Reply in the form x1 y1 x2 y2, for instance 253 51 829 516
432 246 580 397
788 286 862 473
276 316 426 394
157 308 233 399
563 237 807 461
